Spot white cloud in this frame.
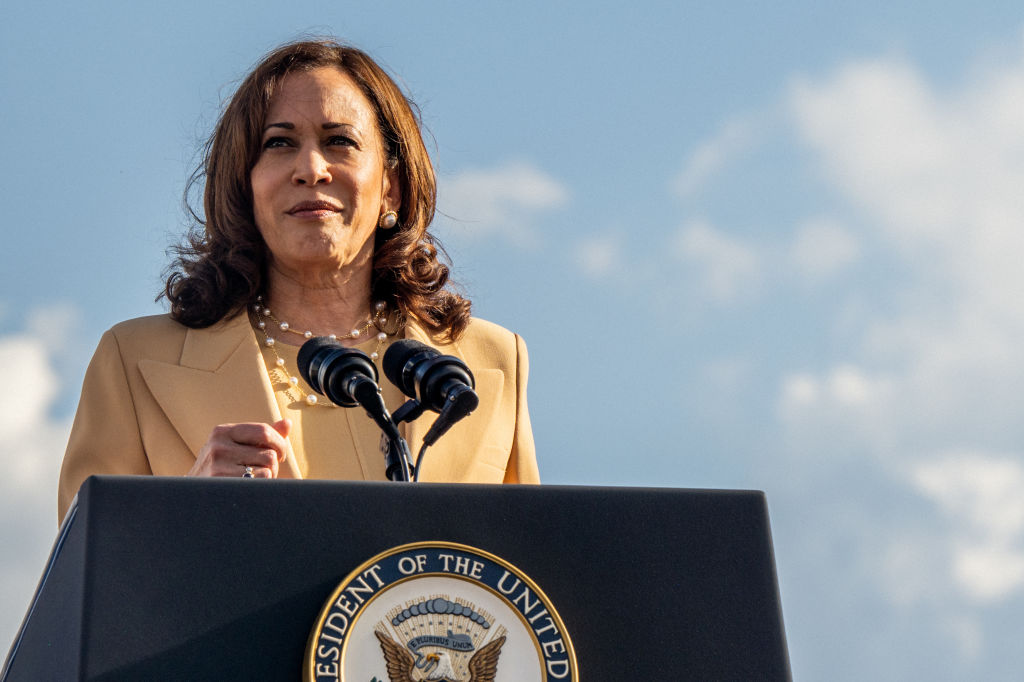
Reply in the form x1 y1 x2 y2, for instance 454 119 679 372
789 216 861 279
436 161 568 247
573 233 621 278
911 453 1024 602
0 309 76 659
789 54 1024 312
673 219 761 302
771 37 1024 660
778 365 898 452
780 48 1024 444
790 59 959 240
25 303 82 355
673 116 759 197
652 30 1024 679
0 337 57 432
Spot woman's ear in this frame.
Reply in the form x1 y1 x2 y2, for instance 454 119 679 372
382 162 402 216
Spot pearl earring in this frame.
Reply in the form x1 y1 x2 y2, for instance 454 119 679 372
378 210 399 229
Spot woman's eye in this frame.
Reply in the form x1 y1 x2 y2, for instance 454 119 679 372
262 136 292 149
327 135 357 148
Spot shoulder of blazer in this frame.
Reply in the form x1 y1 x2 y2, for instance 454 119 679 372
106 314 187 361
406 316 522 373
107 313 254 370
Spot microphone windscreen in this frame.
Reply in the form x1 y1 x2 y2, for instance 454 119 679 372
383 339 434 395
297 336 340 386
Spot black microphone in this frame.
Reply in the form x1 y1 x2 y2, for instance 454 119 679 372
297 337 399 440
298 336 412 481
383 339 479 447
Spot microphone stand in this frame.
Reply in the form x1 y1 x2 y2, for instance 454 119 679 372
383 400 427 482
382 433 414 482
348 379 413 482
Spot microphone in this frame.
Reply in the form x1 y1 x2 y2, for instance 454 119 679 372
297 337 399 440
298 336 412 481
382 339 479 447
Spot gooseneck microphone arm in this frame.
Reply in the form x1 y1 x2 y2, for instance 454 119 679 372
297 337 413 482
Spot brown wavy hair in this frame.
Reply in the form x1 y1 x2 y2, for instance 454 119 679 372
163 39 470 340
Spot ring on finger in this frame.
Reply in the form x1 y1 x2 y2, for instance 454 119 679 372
242 465 254 479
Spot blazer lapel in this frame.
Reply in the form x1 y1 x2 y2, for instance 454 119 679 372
137 314 301 478
403 323 506 481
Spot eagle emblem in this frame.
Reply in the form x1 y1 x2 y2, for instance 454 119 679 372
375 630 506 682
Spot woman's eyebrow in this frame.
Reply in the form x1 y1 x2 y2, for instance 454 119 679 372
262 122 356 132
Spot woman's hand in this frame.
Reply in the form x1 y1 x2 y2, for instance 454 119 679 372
187 419 292 478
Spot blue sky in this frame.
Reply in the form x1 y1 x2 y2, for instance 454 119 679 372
4 2 1024 679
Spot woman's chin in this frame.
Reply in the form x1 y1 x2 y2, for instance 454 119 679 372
269 252 366 280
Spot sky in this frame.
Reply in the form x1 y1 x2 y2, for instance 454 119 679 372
3 1 1024 678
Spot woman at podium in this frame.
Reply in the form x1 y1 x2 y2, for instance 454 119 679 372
57 40 538 521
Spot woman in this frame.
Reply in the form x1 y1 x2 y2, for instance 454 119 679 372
57 40 538 521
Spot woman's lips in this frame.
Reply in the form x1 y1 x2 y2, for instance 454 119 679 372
287 200 342 218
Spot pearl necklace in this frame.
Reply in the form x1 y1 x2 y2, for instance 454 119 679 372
251 296 391 406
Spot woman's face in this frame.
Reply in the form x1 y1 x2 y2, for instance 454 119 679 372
250 66 399 281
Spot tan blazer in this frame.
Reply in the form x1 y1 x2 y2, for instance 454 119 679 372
58 313 538 520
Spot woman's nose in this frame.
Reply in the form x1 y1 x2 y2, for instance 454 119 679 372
292 147 332 185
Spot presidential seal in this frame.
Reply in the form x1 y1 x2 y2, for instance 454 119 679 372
304 542 577 681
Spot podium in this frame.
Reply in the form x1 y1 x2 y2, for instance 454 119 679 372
3 476 790 680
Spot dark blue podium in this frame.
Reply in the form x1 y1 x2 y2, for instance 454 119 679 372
2 476 790 680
